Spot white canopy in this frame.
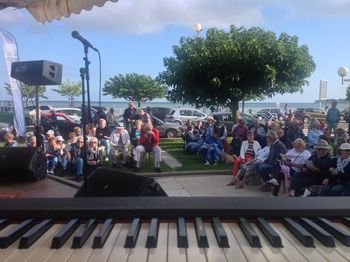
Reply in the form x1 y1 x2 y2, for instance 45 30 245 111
0 0 118 23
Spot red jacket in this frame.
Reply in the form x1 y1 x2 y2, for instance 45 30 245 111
140 127 160 147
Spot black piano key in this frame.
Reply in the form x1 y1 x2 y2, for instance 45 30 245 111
0 219 35 248
256 217 283 248
212 217 229 248
194 217 209 248
300 218 335 247
72 219 97 249
177 217 188 248
19 219 53 249
93 218 114 249
124 218 141 248
238 218 261 248
146 218 159 248
0 219 9 231
315 217 350 247
51 219 80 249
343 217 350 228
282 217 314 247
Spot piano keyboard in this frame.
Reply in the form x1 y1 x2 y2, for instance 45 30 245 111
1 217 350 261
0 197 350 262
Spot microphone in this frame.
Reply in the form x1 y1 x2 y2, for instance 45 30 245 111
71 31 98 52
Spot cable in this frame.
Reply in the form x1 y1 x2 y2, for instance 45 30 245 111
97 49 102 107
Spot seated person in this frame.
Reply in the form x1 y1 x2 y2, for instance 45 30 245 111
95 118 110 161
249 119 267 147
308 120 324 149
227 131 261 186
129 120 143 153
183 125 202 153
86 137 103 173
230 118 248 155
290 140 331 196
319 143 350 196
46 137 59 174
269 138 311 196
134 123 162 172
3 132 17 147
255 130 287 192
25 135 37 148
56 135 68 176
109 123 130 168
85 122 96 138
199 128 223 166
215 120 229 153
66 136 84 182
235 136 271 189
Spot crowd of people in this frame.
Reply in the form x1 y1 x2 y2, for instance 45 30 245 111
182 100 350 197
2 102 162 182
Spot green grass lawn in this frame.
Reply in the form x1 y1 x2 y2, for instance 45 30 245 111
160 138 231 172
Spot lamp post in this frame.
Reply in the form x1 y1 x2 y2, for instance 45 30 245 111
193 23 202 38
337 66 350 134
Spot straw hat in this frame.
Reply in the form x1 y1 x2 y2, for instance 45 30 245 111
314 140 330 150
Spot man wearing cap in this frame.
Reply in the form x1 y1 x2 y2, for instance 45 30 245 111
320 142 350 196
109 123 130 168
289 140 332 196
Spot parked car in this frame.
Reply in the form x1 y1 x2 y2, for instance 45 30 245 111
41 112 81 139
210 112 267 135
294 107 326 123
256 108 284 120
55 108 82 122
164 108 207 125
24 105 53 112
116 115 183 138
142 107 172 121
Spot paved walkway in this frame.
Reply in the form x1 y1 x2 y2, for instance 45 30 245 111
161 150 182 168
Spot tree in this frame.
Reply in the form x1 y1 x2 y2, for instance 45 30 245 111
103 73 166 107
159 26 316 122
346 85 350 102
52 79 82 107
4 82 47 106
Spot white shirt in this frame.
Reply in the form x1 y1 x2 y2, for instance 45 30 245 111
286 148 311 172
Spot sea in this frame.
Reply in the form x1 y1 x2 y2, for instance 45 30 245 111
1 100 349 116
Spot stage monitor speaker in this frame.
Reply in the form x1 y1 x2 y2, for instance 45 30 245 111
0 147 47 181
11 60 62 86
74 167 168 197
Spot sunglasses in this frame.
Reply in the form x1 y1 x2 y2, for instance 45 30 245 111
77 141 83 143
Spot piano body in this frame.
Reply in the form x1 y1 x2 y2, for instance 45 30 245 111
0 197 350 262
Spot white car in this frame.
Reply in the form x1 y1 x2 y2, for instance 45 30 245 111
164 108 207 125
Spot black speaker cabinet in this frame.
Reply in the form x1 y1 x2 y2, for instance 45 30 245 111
11 60 62 86
74 168 167 197
0 147 47 181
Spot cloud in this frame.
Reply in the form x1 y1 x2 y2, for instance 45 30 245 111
1 0 350 34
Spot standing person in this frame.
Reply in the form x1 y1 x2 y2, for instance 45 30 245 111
136 108 151 125
326 100 341 135
109 123 130 168
66 136 85 182
106 107 117 132
123 102 137 132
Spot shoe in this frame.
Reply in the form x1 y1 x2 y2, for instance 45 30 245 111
112 163 117 168
227 178 237 186
48 170 54 175
213 160 218 166
204 161 210 166
155 167 161 172
268 178 279 186
105 157 109 162
121 163 127 168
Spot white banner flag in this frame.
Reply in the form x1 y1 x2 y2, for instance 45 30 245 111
0 28 25 137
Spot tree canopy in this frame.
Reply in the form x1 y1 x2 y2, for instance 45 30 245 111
159 26 316 120
4 82 47 106
103 73 166 107
52 79 82 107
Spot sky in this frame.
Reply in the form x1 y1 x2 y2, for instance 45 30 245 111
1 0 350 104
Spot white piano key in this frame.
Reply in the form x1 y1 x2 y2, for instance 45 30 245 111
250 223 287 262
186 222 206 262
309 238 347 262
268 223 307 262
0 224 21 261
204 222 228 262
275 223 327 262
221 223 247 262
87 223 122 262
126 223 149 262
107 223 131 262
228 223 266 262
147 223 168 262
8 224 60 262
67 225 100 262
167 223 186 262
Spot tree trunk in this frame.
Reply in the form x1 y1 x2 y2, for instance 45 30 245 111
230 99 239 124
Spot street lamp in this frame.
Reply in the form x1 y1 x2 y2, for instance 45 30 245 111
337 66 350 134
193 23 202 37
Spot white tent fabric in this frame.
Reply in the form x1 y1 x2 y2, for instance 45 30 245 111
0 0 118 23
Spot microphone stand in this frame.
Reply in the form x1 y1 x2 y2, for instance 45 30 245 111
83 45 92 122
79 68 88 196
